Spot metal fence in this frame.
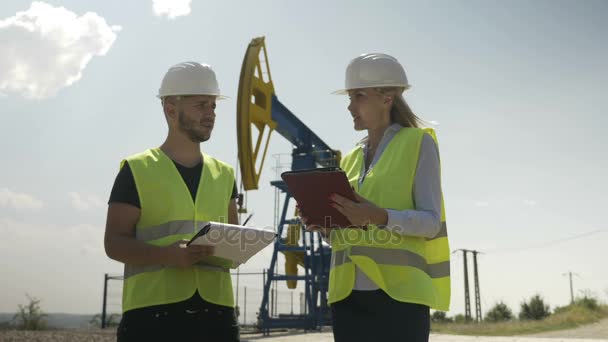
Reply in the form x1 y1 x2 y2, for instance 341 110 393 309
100 271 304 328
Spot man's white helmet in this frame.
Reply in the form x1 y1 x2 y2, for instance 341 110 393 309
157 61 228 99
333 53 410 95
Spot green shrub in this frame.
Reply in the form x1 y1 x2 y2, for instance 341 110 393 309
12 294 47 330
431 311 452 323
574 294 599 310
485 302 514 322
453 314 468 323
519 294 551 320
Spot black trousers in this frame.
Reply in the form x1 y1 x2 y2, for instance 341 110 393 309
117 292 239 342
331 290 430 342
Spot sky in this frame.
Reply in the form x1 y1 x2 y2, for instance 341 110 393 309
1 0 607 323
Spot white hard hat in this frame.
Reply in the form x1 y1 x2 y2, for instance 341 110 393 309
332 53 410 95
157 61 228 99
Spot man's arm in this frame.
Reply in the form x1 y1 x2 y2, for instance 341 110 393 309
228 199 239 225
104 203 214 267
104 202 163 265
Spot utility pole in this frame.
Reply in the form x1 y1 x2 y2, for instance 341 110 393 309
568 272 574 304
454 249 471 321
562 271 578 304
463 251 471 321
472 251 482 322
454 249 483 322
101 273 108 329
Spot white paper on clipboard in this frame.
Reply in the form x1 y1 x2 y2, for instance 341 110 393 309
188 222 276 268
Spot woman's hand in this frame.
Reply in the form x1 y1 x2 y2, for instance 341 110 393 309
296 205 332 237
330 192 388 227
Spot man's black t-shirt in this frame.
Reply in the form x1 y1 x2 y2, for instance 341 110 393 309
109 160 238 208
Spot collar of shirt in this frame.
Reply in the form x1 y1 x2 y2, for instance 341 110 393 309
356 123 404 186
356 123 403 149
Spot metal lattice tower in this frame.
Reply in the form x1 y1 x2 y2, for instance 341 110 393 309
462 250 471 321
472 251 482 322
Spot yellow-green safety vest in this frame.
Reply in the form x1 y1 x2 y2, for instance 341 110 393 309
121 148 235 313
329 127 450 311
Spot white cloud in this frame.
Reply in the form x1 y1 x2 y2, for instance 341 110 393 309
0 2 121 99
523 199 538 206
152 0 192 19
0 188 43 209
428 120 440 126
474 200 489 207
68 192 104 211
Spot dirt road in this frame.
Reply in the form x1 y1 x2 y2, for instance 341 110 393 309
2 320 607 342
527 318 608 340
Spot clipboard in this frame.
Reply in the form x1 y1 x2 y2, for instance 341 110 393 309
187 222 277 268
281 167 358 228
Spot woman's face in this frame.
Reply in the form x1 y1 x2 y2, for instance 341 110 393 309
347 88 390 131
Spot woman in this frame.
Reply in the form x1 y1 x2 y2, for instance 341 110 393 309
301 53 450 342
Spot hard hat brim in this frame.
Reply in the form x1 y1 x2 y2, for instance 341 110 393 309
331 84 411 95
156 94 230 100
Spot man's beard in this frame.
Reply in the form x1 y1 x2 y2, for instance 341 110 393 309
178 111 211 143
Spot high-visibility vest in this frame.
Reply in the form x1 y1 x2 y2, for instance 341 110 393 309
329 127 450 311
121 148 235 312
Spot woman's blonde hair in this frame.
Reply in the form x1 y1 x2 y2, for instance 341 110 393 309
375 87 424 128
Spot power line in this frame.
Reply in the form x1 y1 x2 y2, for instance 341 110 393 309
482 229 607 254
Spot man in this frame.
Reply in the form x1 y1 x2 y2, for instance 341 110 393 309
105 61 240 341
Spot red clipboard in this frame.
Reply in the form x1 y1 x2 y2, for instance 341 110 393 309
281 167 358 228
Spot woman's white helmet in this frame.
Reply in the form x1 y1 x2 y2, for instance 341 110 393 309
333 53 410 95
157 61 228 99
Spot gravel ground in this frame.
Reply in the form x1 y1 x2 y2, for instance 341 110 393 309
526 318 608 340
0 329 116 342
2 320 607 342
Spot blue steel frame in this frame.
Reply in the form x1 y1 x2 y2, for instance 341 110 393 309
256 95 336 334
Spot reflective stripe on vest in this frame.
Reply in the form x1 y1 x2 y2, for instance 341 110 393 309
330 247 450 278
136 220 197 242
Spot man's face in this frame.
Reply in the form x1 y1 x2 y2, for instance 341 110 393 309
176 95 217 142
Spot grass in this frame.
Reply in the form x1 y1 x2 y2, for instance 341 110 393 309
431 305 608 336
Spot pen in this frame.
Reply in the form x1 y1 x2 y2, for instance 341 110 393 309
187 223 211 246
243 213 253 226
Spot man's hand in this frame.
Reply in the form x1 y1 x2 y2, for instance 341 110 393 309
330 192 388 227
164 240 215 268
